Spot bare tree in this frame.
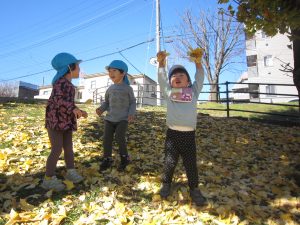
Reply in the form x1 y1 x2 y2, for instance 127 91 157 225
0 82 17 97
175 10 245 102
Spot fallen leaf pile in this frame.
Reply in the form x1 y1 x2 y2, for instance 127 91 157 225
0 103 299 224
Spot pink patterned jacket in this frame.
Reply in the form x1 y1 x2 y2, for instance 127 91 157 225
45 77 77 131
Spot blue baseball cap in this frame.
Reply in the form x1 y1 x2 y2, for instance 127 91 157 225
105 60 130 85
51 52 82 85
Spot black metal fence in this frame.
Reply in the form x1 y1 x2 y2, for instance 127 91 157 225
93 82 299 121
199 82 299 119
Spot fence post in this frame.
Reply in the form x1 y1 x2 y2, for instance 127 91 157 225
226 81 230 118
298 95 300 113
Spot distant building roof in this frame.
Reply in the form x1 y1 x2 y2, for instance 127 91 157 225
237 72 248 82
18 81 38 90
82 72 157 84
232 72 249 90
82 73 107 79
131 74 157 84
38 85 52 89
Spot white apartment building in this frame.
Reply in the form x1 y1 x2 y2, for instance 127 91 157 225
231 31 298 103
35 73 158 106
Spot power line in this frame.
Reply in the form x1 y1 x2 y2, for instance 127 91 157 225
0 29 244 82
1 38 154 82
118 51 143 74
0 69 53 82
84 38 154 62
0 0 140 59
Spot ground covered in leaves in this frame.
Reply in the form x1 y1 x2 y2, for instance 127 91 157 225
0 103 300 225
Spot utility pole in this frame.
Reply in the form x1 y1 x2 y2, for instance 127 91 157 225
156 0 162 106
156 0 161 53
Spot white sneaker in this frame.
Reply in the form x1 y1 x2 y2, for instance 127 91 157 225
41 176 65 192
65 169 84 183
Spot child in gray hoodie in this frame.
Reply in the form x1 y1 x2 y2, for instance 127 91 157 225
156 49 207 206
96 60 136 172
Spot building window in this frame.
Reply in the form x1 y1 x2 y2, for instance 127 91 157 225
261 31 268 38
264 55 273 67
266 85 276 96
146 85 149 92
247 55 257 67
77 91 82 99
152 86 155 92
91 81 96 89
43 91 49 95
151 93 157 98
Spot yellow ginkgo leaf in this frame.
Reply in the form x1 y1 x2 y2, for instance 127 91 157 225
45 189 53 198
63 179 75 190
115 201 126 214
187 47 204 63
156 50 170 61
5 208 20 225
20 198 35 211
50 214 66 225
152 194 161 202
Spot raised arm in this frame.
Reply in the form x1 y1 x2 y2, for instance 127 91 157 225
188 48 205 95
157 51 170 94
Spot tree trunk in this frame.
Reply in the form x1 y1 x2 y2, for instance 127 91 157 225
209 83 218 102
292 29 300 112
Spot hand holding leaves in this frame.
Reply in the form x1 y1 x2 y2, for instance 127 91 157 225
187 47 204 63
73 108 82 119
96 108 103 116
128 115 135 123
81 110 88 118
156 50 169 67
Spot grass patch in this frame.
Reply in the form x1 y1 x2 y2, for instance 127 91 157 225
198 102 300 124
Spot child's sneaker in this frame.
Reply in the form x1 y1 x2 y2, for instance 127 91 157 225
99 157 113 171
159 183 171 198
118 155 130 171
41 176 65 192
190 188 207 206
65 169 84 183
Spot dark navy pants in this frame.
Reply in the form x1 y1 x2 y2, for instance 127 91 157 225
103 120 128 158
162 128 199 189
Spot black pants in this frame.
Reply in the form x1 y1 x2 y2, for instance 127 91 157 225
161 128 199 189
103 120 128 158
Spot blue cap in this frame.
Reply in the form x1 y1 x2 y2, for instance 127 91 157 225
51 52 82 85
105 60 128 73
105 60 130 85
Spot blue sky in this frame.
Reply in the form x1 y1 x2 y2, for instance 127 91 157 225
0 0 245 96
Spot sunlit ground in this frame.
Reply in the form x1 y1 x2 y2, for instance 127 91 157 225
0 103 299 224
